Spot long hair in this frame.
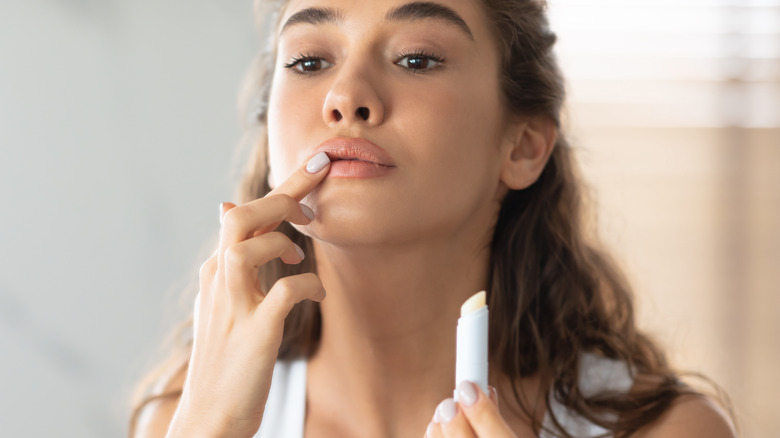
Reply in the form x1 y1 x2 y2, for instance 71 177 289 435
129 1 731 436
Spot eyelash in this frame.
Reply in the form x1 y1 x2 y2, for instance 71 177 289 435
282 50 446 75
394 50 446 74
283 52 326 75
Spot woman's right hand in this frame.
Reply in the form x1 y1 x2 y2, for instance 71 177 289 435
166 152 332 437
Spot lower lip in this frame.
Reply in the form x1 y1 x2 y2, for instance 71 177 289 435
328 160 395 178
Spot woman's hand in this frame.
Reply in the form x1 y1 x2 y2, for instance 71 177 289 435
426 381 517 438
166 153 331 438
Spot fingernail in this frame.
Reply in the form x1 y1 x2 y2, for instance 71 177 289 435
300 203 315 220
294 243 305 260
425 422 435 437
435 398 457 424
488 385 498 406
306 151 330 173
456 381 478 407
219 202 225 224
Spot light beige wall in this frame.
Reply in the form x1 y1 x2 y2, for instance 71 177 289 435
573 126 780 437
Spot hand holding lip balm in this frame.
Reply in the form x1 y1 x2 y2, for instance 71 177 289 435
455 290 489 402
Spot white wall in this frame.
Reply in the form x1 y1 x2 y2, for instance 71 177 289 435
0 1 257 436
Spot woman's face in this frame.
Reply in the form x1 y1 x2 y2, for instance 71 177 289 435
267 0 511 247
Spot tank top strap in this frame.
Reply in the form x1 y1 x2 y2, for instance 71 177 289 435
256 352 634 437
540 351 635 437
254 359 307 438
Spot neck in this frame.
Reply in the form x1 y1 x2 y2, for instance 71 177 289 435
306 236 490 437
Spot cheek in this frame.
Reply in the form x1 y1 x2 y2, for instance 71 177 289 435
402 78 506 227
398 75 503 177
267 75 323 185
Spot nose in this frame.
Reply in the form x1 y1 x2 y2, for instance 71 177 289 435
322 68 385 127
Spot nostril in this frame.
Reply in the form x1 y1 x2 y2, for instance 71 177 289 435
356 107 369 121
332 109 343 122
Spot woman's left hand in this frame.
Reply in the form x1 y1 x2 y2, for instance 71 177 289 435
425 381 517 438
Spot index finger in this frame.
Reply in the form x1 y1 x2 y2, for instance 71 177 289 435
267 151 331 202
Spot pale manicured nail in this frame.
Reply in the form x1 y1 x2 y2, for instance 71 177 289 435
294 243 305 260
436 398 457 424
456 381 478 407
219 202 225 224
426 422 435 437
306 151 330 173
300 203 315 220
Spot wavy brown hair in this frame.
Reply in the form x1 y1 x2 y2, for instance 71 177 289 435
129 0 733 436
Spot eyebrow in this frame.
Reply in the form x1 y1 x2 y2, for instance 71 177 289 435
280 2 474 40
280 7 343 34
385 2 474 40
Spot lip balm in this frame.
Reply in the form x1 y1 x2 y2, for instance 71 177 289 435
454 290 489 401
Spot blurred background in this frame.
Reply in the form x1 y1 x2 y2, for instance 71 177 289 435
0 0 777 437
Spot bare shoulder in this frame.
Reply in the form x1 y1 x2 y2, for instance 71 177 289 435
631 392 737 438
132 364 187 438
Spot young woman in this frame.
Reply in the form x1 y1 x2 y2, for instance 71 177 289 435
130 0 737 436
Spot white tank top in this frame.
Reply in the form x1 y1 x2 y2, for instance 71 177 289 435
254 352 634 437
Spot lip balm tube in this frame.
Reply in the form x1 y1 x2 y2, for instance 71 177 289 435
454 290 488 402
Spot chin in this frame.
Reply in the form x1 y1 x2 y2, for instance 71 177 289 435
294 199 424 250
295 183 398 239
294 209 399 248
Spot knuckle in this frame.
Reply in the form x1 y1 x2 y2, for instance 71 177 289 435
198 257 217 278
264 274 322 311
270 193 297 212
281 193 298 208
272 276 310 304
273 276 295 299
266 230 288 244
260 279 294 317
221 205 245 229
223 244 247 267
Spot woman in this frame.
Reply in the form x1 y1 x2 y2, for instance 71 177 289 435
130 0 736 436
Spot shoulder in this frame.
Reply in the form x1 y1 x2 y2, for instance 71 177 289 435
631 392 736 438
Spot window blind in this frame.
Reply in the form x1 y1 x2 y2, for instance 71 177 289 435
548 0 780 128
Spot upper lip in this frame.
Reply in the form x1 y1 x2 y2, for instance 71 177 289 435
312 137 396 167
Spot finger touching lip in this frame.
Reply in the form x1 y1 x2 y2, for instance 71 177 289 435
267 152 332 201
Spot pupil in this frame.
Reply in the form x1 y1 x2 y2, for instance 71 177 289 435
409 57 427 69
303 59 318 71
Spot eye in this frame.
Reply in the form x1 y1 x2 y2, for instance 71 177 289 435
284 55 333 74
395 51 444 72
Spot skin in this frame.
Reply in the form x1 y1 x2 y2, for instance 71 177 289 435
268 0 512 247
266 0 551 436
134 0 737 437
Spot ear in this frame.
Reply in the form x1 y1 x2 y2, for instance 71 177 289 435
499 116 557 190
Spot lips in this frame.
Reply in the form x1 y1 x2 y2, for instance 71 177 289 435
311 137 396 179
312 137 396 167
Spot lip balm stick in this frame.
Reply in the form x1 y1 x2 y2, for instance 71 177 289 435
454 290 489 401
